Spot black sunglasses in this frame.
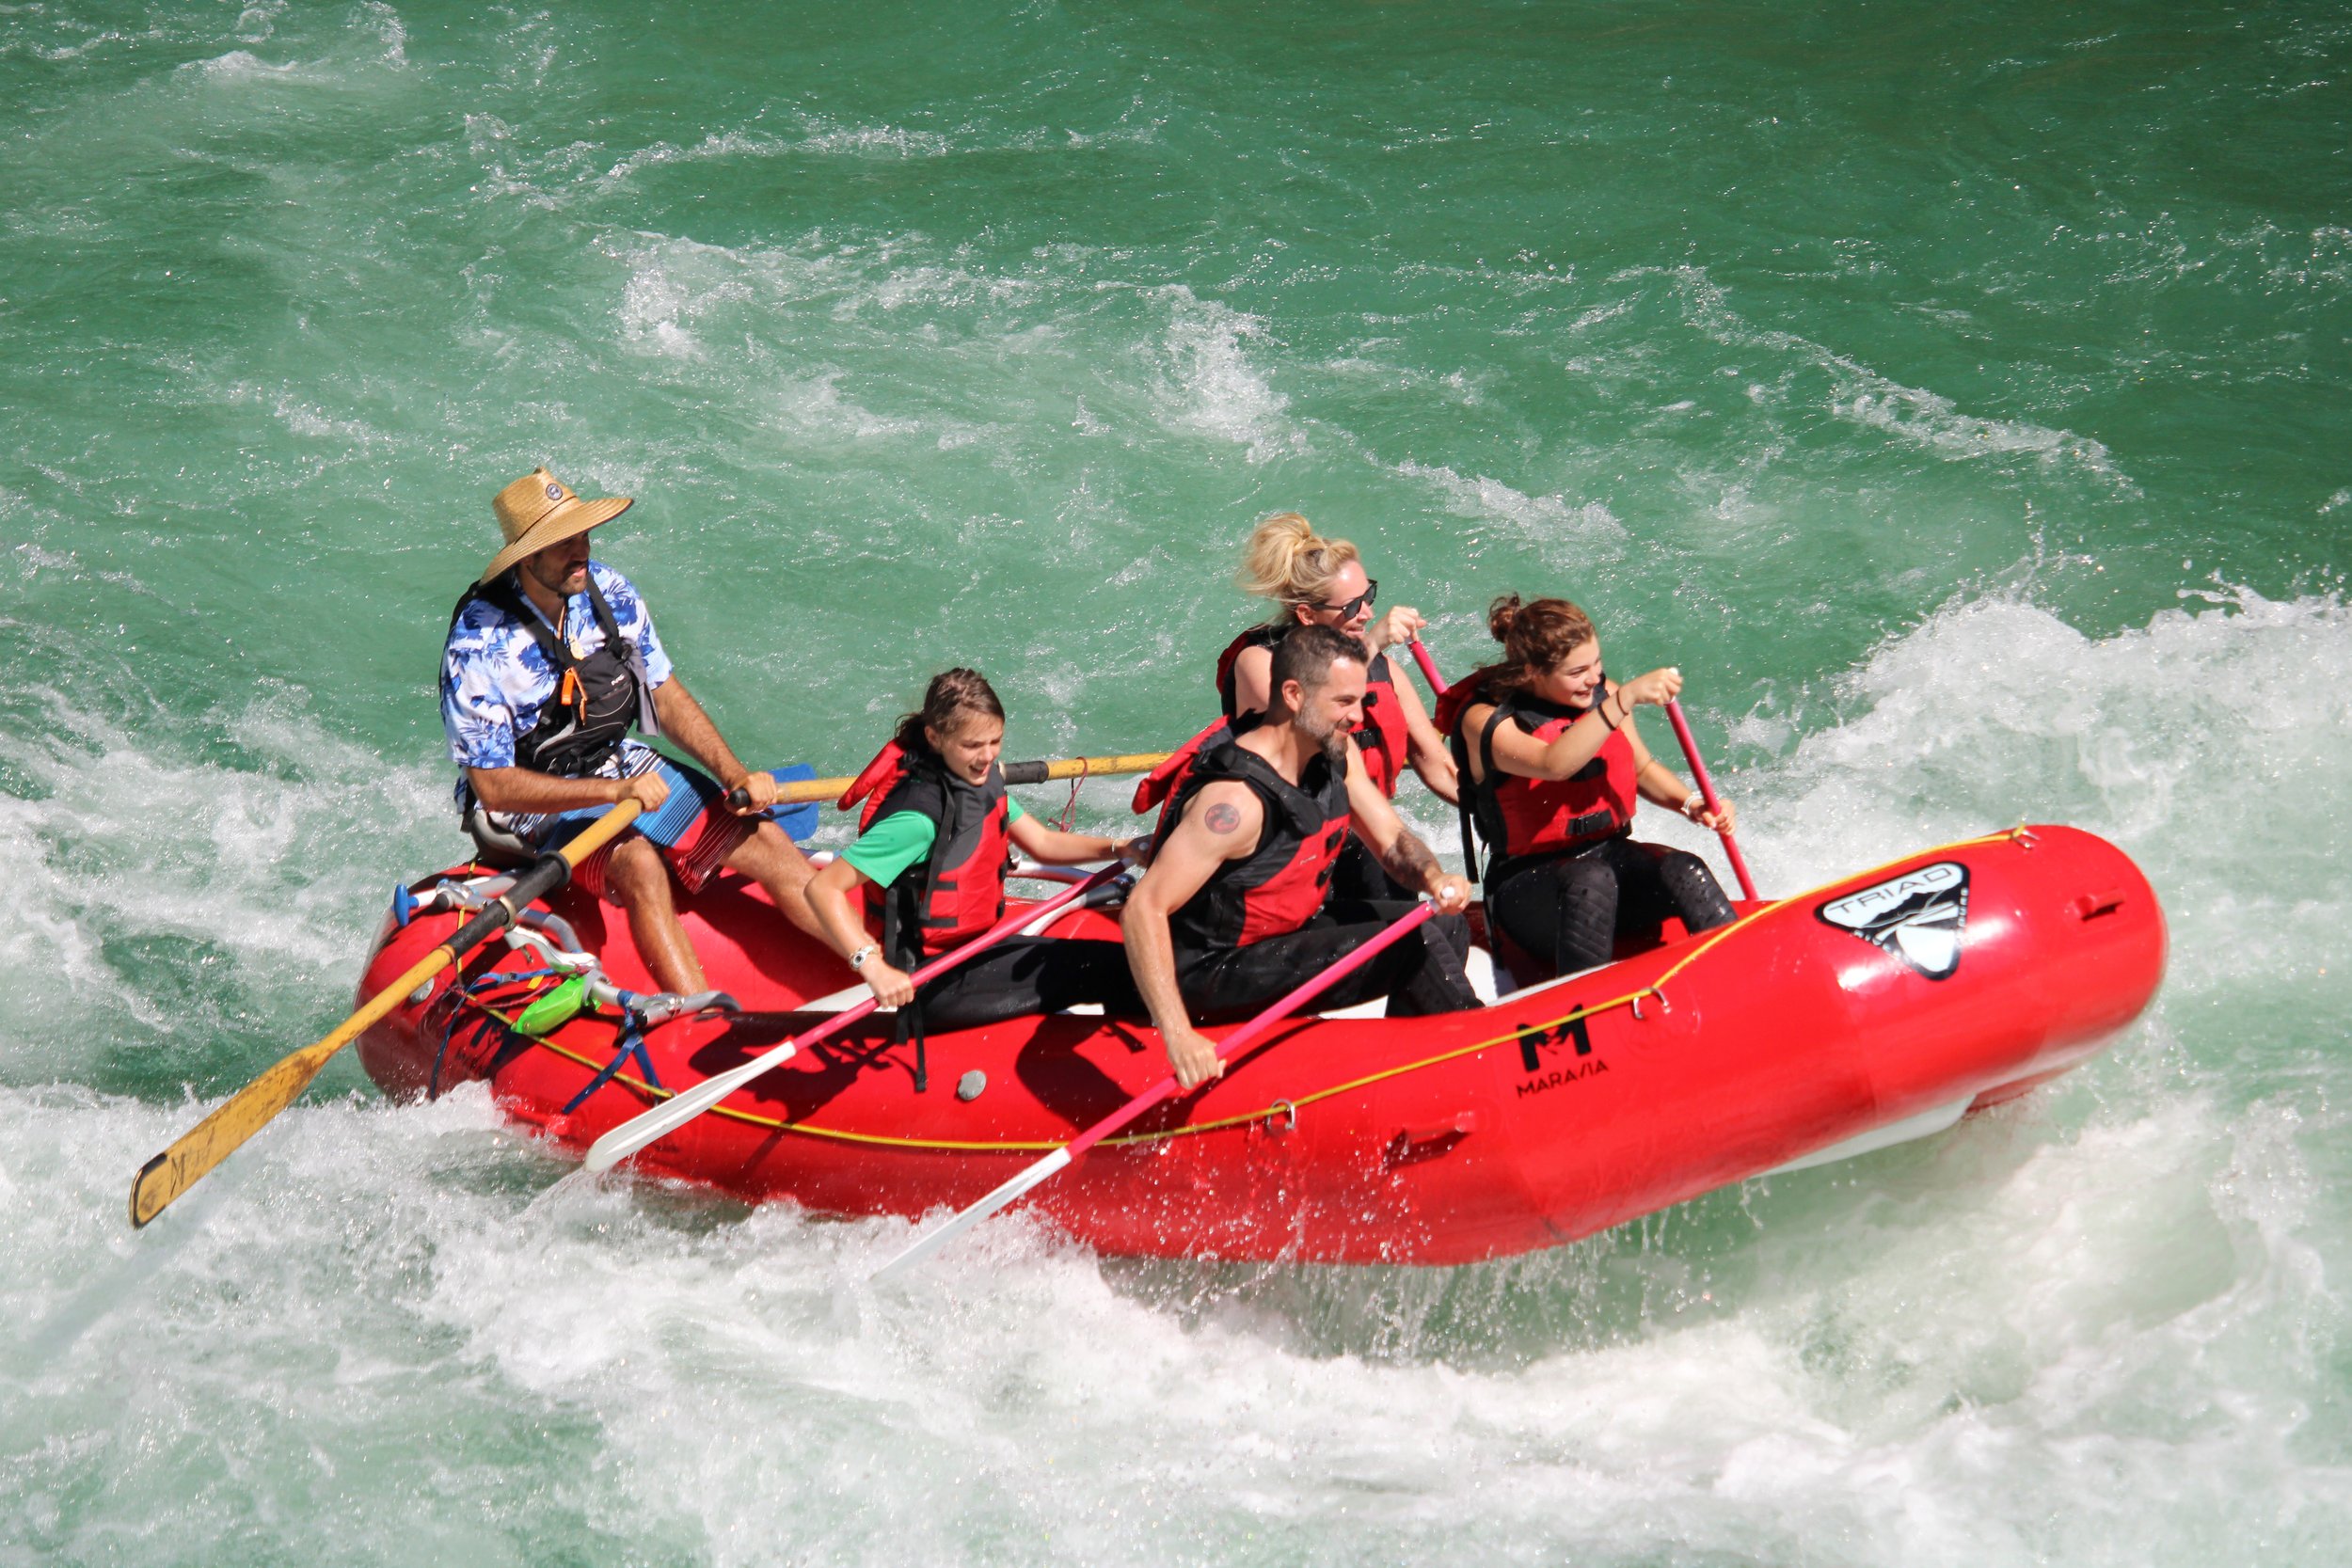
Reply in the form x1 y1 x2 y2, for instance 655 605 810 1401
1311 578 1378 620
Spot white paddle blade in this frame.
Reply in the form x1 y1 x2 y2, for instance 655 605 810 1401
580 1039 799 1174
870 1147 1073 1283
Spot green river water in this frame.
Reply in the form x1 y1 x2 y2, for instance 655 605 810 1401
4 2 2349 1563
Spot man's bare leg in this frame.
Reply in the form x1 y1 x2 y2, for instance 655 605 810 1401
606 835 707 994
723 820 822 937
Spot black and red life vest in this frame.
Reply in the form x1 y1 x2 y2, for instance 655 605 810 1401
450 569 660 779
838 739 1012 962
1131 714 1238 839
1437 673 1638 885
1215 624 1410 798
1162 740 1353 952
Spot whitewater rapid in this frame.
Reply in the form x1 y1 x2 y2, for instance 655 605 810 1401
8 586 2348 1566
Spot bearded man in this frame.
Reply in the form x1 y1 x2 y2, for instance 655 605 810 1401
439 467 819 995
1122 624 1479 1089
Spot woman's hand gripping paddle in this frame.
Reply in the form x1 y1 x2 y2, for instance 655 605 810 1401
127 800 647 1228
871 901 1440 1283
581 860 1131 1175
1663 700 1759 902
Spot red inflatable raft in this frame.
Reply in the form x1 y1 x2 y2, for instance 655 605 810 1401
354 825 2162 1265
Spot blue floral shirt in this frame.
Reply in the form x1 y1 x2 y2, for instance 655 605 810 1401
439 562 673 773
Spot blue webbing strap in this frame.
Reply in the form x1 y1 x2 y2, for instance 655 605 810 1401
561 1014 663 1116
428 966 567 1099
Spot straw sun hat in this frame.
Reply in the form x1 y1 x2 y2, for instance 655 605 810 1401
481 467 634 584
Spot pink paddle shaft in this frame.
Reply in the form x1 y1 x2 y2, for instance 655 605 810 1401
1063 901 1440 1162
1406 639 1449 695
773 862 1125 1066
1663 699 1759 902
854 861 1119 1016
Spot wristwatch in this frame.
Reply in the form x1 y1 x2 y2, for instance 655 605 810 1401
849 943 879 972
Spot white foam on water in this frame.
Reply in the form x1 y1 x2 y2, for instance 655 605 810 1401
167 5 408 93
8 585 2343 1560
614 248 745 361
11 1071 2328 1565
359 0 405 68
799 118 957 160
600 119 953 190
233 1 284 43
7 27 131 62
771 371 930 441
1150 286 1304 464
1390 457 1628 566
601 129 797 187
1729 585 2352 968
1643 264 2136 493
7 585 2351 1565
1833 378 2117 471
0 691 449 1074
173 48 301 81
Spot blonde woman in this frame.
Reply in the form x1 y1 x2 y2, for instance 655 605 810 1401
1213 513 1456 899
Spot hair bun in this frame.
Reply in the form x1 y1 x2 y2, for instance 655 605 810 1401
1235 512 1361 607
1486 593 1524 643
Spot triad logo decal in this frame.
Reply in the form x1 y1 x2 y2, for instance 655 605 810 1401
1816 862 1970 980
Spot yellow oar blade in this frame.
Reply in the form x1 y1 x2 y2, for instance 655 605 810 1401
127 800 644 1228
128 946 453 1227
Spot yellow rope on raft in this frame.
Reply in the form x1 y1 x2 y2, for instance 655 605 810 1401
527 828 2035 1154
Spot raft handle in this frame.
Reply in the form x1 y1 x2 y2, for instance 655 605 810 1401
1385 1110 1482 1169
2071 889 2127 922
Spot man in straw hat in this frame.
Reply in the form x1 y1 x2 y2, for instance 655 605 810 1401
440 467 820 994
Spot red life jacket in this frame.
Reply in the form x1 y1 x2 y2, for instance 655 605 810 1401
1132 715 1236 832
837 739 1012 960
1436 673 1638 884
1216 625 1409 798
1165 740 1352 951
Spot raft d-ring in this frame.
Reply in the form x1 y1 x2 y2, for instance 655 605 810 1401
1649 987 1671 1015
1264 1099 1298 1136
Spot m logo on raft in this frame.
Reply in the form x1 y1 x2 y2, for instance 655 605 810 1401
1513 1014 1602 1097
1816 861 1970 980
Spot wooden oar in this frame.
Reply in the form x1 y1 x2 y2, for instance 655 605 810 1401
871 901 1440 1282
582 859 1131 1175
127 800 646 1228
1664 699 1759 902
730 752 1173 810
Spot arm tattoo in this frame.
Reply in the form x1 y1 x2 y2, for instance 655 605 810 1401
1204 801 1242 833
1377 827 1441 889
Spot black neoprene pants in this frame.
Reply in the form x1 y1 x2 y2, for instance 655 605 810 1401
914 937 1142 1030
1328 836 1415 903
1173 898 1479 1024
1487 835 1735 980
